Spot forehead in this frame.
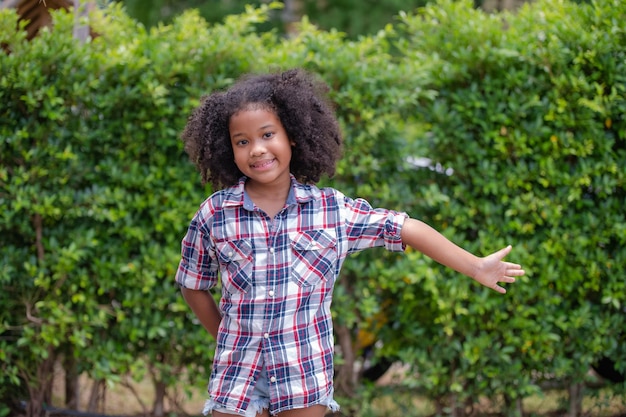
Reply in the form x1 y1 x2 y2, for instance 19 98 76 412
229 108 283 132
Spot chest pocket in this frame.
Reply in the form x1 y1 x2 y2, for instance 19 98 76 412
215 239 253 294
289 229 338 287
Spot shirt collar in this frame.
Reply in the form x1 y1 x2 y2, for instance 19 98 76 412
221 175 318 210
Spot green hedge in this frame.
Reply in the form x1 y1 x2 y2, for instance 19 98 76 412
380 0 626 413
1 1 624 416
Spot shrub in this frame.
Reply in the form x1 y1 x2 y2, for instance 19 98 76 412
1 1 624 416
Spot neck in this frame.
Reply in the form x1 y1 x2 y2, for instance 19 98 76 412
244 177 291 218
245 176 291 199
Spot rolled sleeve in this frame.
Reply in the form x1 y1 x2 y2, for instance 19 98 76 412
341 194 409 253
383 210 407 252
175 218 218 291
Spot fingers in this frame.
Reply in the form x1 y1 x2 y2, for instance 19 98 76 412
495 274 517 292
496 268 524 292
483 245 525 294
493 285 507 294
500 266 524 285
505 263 525 278
496 245 513 259
500 248 526 271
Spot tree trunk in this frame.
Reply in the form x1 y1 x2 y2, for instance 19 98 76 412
480 0 531 12
87 379 106 413
503 393 524 417
153 379 167 417
334 323 356 398
22 346 55 417
63 351 80 409
449 393 468 417
281 0 303 36
433 398 445 416
72 0 94 43
568 382 583 417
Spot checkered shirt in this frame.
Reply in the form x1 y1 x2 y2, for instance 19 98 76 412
176 176 407 415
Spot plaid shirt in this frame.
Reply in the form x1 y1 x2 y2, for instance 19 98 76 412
176 176 407 415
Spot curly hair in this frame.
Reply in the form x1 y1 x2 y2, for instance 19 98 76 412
181 68 343 189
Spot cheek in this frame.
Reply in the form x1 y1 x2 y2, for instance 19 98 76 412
232 149 245 166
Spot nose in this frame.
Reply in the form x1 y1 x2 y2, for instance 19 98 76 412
250 139 267 156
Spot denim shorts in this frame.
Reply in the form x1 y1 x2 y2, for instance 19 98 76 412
202 366 339 417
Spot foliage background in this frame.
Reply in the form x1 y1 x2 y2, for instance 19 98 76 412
1 0 625 416
119 0 431 38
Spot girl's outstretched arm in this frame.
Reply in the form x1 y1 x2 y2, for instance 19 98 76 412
400 218 525 294
180 287 222 338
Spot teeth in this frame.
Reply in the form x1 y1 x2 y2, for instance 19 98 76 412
253 159 273 168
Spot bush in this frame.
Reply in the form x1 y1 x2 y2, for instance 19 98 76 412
387 0 626 413
1 1 624 416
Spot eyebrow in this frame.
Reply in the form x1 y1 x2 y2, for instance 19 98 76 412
231 124 276 138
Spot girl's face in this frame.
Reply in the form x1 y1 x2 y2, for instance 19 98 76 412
229 108 294 190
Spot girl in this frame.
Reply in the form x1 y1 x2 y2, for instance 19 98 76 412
175 68 525 417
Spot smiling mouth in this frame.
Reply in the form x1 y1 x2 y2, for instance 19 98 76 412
251 159 275 169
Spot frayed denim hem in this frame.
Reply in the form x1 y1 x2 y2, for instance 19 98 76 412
325 398 340 413
246 397 270 417
202 398 269 417
202 396 338 416
202 399 216 416
316 385 340 413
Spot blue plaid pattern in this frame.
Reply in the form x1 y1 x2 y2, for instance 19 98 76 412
176 176 407 415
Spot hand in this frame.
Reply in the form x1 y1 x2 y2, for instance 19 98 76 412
473 245 525 294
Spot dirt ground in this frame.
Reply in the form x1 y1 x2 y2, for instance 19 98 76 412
44 362 626 417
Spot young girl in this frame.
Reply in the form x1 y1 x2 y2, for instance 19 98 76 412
175 68 525 417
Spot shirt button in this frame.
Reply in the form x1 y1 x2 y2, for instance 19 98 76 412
270 376 277 383
268 290 275 297
249 376 254 382
269 247 275 254
264 333 269 339
228 251 234 257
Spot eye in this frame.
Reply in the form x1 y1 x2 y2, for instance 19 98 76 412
262 131 274 139
234 139 248 146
